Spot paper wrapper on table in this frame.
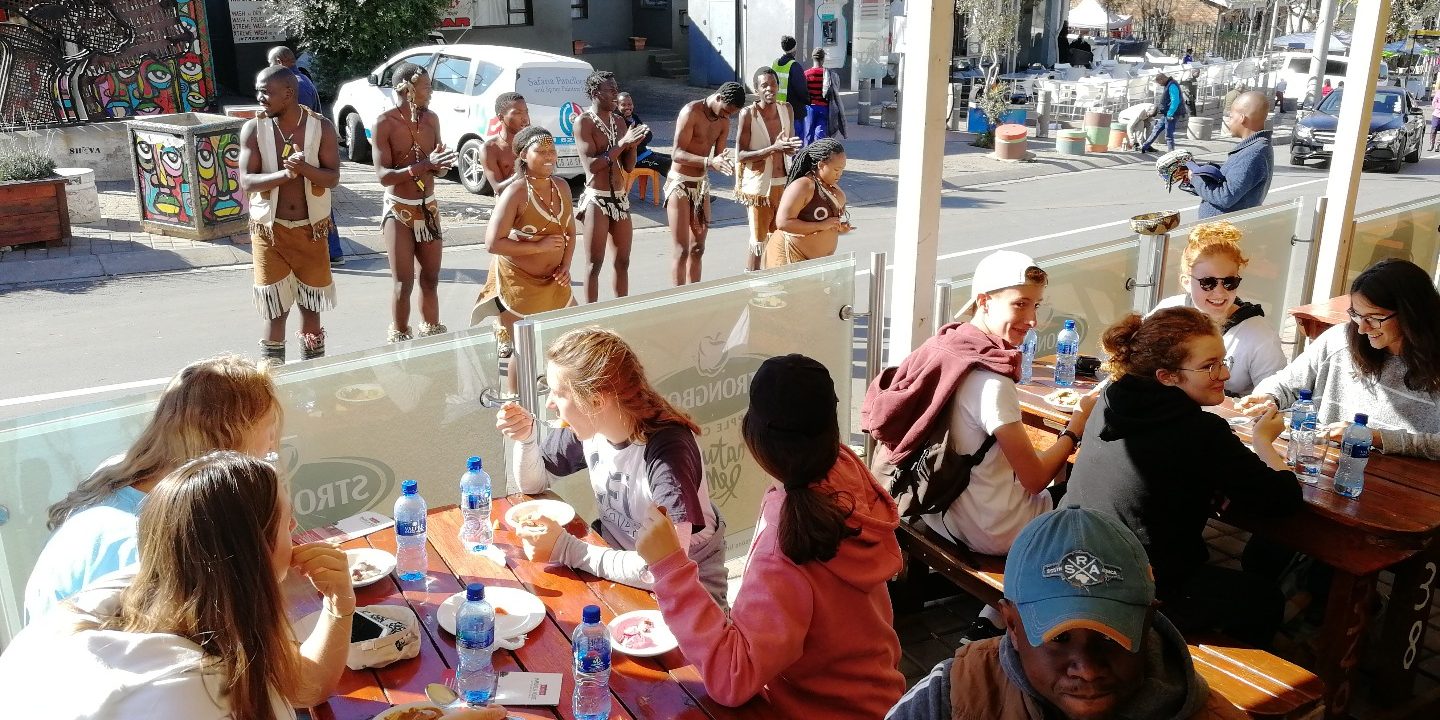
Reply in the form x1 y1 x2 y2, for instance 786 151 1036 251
347 605 420 669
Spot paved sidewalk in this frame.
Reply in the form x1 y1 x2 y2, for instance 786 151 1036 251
0 76 1278 290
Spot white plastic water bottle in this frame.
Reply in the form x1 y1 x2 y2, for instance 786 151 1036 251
572 605 612 720
1020 328 1037 384
394 480 427 581
1288 390 1322 482
1334 414 1372 499
459 456 492 552
1054 319 1080 387
456 582 498 706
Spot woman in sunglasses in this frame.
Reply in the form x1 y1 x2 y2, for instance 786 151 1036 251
1238 258 1440 459
1151 221 1285 395
1067 307 1301 648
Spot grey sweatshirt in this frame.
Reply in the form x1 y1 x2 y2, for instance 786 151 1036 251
1252 324 1440 460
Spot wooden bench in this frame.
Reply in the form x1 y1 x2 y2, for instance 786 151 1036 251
896 521 1325 719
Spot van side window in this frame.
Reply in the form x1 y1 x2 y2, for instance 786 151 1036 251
471 62 503 96
433 55 473 94
1325 60 1347 76
381 54 435 87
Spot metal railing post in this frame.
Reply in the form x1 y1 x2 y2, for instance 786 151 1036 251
863 252 887 461
1128 231 1169 314
933 283 953 337
515 320 539 418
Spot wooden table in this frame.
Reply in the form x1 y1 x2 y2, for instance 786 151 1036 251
287 496 774 720
1289 295 1350 342
1015 362 1440 719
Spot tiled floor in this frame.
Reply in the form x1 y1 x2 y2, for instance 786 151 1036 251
893 519 1440 719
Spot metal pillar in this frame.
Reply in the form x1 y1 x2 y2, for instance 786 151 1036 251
1308 0 1338 106
932 283 953 337
515 321 539 418
1128 232 1170 314
863 252 889 462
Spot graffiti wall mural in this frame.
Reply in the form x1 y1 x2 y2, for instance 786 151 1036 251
133 130 191 223
195 131 246 222
0 0 216 128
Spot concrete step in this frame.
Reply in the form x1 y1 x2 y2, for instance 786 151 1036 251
648 51 690 81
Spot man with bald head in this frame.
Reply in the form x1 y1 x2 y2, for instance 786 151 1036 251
1185 91 1273 219
268 46 321 114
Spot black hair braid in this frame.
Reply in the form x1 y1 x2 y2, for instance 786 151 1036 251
718 81 747 108
786 138 844 185
585 71 616 99
509 126 554 182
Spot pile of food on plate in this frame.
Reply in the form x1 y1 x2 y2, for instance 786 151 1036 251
389 707 444 720
350 560 381 583
617 616 660 651
1044 388 1081 409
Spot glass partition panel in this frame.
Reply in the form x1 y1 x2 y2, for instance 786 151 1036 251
0 326 506 644
1347 196 1440 290
942 240 1140 357
519 255 857 560
1162 200 1302 335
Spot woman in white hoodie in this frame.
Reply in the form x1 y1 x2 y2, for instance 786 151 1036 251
1150 221 1286 396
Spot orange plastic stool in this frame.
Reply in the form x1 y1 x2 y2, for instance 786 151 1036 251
627 167 662 206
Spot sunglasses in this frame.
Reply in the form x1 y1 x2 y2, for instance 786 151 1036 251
1193 276 1243 292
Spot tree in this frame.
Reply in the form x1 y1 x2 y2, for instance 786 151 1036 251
1389 0 1440 41
1132 0 1179 49
265 0 453 96
955 0 1021 146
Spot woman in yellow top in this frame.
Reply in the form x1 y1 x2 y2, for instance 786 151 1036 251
472 126 577 346
764 138 852 269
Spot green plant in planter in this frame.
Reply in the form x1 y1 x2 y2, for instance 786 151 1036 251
0 142 57 182
972 84 1011 149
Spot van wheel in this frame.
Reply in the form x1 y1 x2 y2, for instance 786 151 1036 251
345 113 372 163
458 139 491 195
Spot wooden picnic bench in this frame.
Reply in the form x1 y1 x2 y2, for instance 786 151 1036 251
894 520 1326 719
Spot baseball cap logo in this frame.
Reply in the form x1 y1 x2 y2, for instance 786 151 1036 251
1044 550 1123 588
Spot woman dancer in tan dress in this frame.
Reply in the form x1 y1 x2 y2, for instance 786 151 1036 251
764 139 851 269
472 127 576 386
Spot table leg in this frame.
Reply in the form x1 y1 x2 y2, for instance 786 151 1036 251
1373 549 1440 702
1318 569 1376 720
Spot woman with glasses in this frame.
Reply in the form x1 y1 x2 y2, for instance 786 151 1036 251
763 138 852 268
1067 307 1302 648
1238 258 1440 460
1151 221 1286 395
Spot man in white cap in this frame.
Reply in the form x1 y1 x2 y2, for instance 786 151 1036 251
861 251 1096 643
887 506 1246 720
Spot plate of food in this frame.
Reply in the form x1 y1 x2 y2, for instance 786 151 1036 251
608 609 678 657
373 702 445 720
438 585 546 639
1043 388 1083 412
336 383 386 403
505 499 576 530
345 547 396 588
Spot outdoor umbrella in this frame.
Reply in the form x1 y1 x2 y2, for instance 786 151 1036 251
1271 32 1352 53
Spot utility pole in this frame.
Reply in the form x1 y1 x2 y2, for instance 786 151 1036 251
1308 0 1338 104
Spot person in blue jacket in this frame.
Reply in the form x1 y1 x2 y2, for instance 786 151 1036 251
1139 73 1187 154
1187 92 1274 219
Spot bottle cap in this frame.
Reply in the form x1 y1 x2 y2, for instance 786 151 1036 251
467 582 485 602
1064 319 1076 329
1354 413 1368 425
402 479 418 495
582 605 601 624
467 456 483 472
1298 389 1312 401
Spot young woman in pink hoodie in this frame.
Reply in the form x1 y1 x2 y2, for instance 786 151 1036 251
636 354 906 718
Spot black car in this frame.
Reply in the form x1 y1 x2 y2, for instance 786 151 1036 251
1291 86 1426 172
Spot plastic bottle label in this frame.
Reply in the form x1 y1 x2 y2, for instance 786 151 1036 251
1346 443 1371 459
464 492 485 510
460 627 495 649
397 519 426 536
576 642 611 673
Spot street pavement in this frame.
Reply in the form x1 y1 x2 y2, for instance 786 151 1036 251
4 77 1440 420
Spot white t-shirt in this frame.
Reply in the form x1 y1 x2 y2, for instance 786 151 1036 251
1152 294 1287 395
0 572 296 719
920 369 1053 555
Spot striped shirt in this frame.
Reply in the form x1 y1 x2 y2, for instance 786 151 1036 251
805 66 828 107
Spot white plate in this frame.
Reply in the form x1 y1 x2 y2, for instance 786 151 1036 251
505 499 576 530
335 383 386 403
346 547 397 588
438 585 546 640
608 609 678 658
373 702 445 720
1042 390 1081 413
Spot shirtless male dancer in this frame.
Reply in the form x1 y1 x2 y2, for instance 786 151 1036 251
666 81 746 285
239 66 340 364
480 91 529 196
374 62 457 342
734 67 800 271
576 71 648 302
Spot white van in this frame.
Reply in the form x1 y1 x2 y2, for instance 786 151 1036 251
1273 51 1390 102
332 44 592 194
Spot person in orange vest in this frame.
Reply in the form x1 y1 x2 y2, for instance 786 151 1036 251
772 35 810 139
